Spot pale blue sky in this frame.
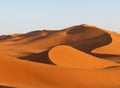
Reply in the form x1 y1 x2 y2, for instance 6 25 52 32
0 0 120 34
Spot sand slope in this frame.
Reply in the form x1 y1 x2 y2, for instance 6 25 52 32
0 55 120 88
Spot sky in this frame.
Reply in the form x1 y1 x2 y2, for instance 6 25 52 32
0 0 120 35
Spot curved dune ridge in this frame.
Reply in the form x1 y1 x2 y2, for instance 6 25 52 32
92 31 120 55
49 45 119 69
0 24 120 88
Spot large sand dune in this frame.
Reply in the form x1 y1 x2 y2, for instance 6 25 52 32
49 45 119 69
0 24 120 88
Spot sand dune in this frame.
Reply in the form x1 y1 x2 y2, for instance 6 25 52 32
0 24 120 88
49 45 119 69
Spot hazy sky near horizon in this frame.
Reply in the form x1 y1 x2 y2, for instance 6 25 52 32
0 0 120 34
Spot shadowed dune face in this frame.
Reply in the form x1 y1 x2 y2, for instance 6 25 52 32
64 24 112 52
92 31 120 55
0 85 15 88
91 53 120 59
66 24 88 34
0 35 13 41
19 50 55 64
1 24 120 88
66 33 112 52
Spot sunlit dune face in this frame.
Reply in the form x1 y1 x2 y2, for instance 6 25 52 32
49 45 119 69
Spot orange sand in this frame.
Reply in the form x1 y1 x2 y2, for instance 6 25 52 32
0 24 120 88
49 45 119 69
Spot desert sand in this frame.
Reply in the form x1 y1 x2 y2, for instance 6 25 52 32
0 24 120 88
49 45 119 69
